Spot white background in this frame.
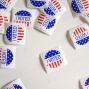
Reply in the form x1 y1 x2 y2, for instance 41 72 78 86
0 0 89 89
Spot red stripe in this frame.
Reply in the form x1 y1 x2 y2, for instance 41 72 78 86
52 63 55 68
59 60 62 64
40 14 46 17
80 27 83 33
38 18 44 22
18 33 24 35
77 28 81 34
49 64 52 68
17 39 22 40
18 36 24 38
39 16 45 20
75 29 78 35
54 61 58 67
38 21 42 24
57 60 60 66
18 27 23 29
83 27 86 32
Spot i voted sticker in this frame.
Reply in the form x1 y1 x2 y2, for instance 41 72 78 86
40 0 66 20
0 46 16 68
69 23 89 49
71 0 89 13
40 46 67 73
44 50 63 68
4 23 26 45
35 13 60 36
27 0 47 8
12 8 35 28
2 78 26 89
73 26 89 45
0 0 17 12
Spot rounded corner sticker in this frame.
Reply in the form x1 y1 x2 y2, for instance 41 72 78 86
0 48 13 66
73 27 89 45
44 50 63 68
38 13 56 29
6 24 25 43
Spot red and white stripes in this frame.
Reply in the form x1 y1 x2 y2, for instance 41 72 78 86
82 0 89 9
47 59 63 68
50 0 61 10
73 27 87 36
38 13 46 25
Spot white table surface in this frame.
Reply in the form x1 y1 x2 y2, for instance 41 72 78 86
0 0 89 89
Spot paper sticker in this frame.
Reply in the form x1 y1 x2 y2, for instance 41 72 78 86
4 23 26 45
0 46 16 68
40 0 66 20
34 13 60 35
69 23 89 49
40 46 67 73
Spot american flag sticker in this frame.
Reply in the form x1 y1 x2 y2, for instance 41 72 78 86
0 0 11 10
0 48 13 67
5 23 26 45
44 50 63 68
71 0 89 13
43 0 63 16
37 13 56 29
40 46 67 73
30 0 46 7
14 10 32 27
73 26 89 45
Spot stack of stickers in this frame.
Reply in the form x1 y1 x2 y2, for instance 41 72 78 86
71 0 89 22
27 0 66 36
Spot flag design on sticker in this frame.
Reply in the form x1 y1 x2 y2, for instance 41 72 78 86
73 27 89 45
6 84 23 89
44 50 63 68
0 48 13 66
6 25 25 43
38 13 56 29
4 16 9 22
0 15 3 26
44 0 61 16
71 0 89 13
85 78 89 88
30 0 46 7
0 0 11 10
14 10 32 27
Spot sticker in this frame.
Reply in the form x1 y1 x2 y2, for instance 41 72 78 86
44 50 63 68
69 23 89 49
40 46 67 73
40 0 66 20
0 46 16 68
12 8 35 28
0 0 17 12
2 78 26 89
4 23 26 45
27 0 47 8
71 0 89 13
34 13 60 36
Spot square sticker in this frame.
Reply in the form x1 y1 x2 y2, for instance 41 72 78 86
4 23 26 45
34 13 61 36
0 46 16 69
40 46 67 73
69 23 89 50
